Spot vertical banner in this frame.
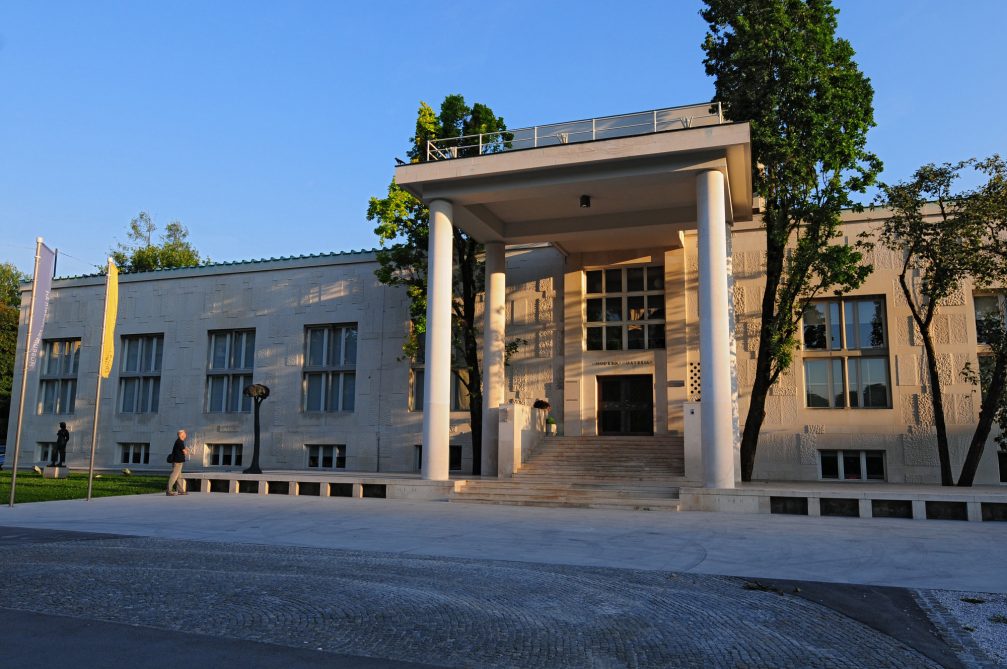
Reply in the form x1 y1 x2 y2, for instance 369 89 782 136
99 260 119 378
25 242 56 372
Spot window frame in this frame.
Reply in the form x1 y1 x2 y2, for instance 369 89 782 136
818 449 887 482
119 442 151 466
801 297 891 410
207 443 243 468
302 324 357 413
305 444 347 470
584 266 666 352
410 368 471 413
37 338 81 415
206 330 256 413
119 334 164 414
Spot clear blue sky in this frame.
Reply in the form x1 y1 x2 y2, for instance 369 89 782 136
1 0 1004 277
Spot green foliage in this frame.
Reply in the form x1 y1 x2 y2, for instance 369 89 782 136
109 211 204 273
0 262 28 309
876 156 1007 485
702 0 881 481
369 95 507 475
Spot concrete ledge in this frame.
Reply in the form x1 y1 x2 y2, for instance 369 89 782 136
182 471 456 502
680 482 1007 522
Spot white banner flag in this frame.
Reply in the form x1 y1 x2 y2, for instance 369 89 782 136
26 242 55 372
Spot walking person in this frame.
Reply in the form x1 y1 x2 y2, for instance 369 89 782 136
50 422 70 467
166 429 189 496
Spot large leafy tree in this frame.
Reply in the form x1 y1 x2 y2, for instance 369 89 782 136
877 157 1007 486
110 211 203 273
702 0 882 481
368 95 508 476
0 262 29 443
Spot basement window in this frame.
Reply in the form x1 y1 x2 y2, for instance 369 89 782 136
819 450 885 481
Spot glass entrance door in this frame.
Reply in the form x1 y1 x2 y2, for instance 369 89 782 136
597 375 654 435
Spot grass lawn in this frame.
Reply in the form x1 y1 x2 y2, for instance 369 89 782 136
0 471 169 504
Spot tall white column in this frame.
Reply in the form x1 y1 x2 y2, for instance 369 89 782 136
422 199 453 481
696 170 736 489
481 241 506 476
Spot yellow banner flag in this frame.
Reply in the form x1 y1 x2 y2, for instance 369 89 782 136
99 260 119 378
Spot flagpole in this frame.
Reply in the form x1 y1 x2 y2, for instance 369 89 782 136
8 238 44 508
86 258 114 501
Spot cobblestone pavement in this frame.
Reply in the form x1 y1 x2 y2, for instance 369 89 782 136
0 533 948 669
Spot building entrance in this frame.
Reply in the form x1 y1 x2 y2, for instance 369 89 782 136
597 375 654 436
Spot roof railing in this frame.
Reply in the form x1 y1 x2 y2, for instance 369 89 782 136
426 102 724 162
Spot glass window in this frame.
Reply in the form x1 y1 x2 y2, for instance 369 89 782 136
975 295 1004 346
206 330 256 413
306 445 346 470
584 266 665 351
802 297 890 409
819 450 885 482
38 339 81 415
302 324 357 412
410 368 469 412
119 335 163 414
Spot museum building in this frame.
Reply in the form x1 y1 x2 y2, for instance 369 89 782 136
7 104 1006 491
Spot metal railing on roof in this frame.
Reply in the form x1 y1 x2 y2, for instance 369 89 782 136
426 102 723 162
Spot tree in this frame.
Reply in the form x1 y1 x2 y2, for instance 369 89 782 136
702 0 882 481
874 157 1007 486
0 262 28 443
368 95 508 476
109 211 203 273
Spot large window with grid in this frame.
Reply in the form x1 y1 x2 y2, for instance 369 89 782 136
801 297 891 409
585 266 665 351
303 324 357 412
206 330 255 413
38 339 81 414
119 334 163 413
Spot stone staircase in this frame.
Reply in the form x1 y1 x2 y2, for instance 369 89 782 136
452 435 686 511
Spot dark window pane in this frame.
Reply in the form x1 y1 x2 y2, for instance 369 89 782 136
975 296 1000 345
859 358 889 408
234 448 242 467
648 324 665 349
859 299 886 348
586 327 603 351
335 446 346 469
605 297 623 322
831 359 845 408
342 373 355 412
820 451 839 479
829 302 842 350
606 326 622 351
605 269 622 293
626 268 644 292
627 296 646 320
449 445 462 471
586 270 603 294
243 333 255 368
412 369 425 409
308 447 319 467
647 267 664 291
627 325 644 350
865 452 885 480
803 303 828 350
586 298 603 323
344 327 357 365
307 328 325 366
647 294 664 320
322 448 333 468
843 452 862 480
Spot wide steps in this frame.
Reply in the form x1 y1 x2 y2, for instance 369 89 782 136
451 480 681 511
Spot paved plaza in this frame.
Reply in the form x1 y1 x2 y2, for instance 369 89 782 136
0 495 1005 667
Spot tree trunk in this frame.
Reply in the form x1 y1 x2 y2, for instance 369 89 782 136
244 398 263 475
740 343 774 481
920 334 954 485
957 349 1007 486
739 227 785 482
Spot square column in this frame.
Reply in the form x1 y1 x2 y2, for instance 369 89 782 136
481 241 506 476
696 170 737 489
422 199 453 481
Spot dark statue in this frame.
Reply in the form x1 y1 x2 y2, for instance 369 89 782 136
242 384 270 474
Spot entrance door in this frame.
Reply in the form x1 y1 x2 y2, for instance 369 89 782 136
597 375 654 435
